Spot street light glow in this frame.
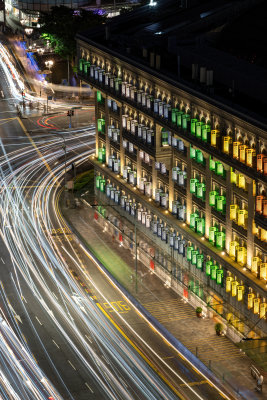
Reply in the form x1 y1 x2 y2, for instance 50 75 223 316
45 60 54 69
25 28 33 35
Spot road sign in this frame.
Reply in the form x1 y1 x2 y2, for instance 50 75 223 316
47 96 53 100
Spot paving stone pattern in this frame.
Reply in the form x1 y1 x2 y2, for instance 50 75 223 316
64 203 267 399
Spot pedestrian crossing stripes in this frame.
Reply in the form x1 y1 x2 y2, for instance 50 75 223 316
142 299 245 362
180 337 245 362
142 299 195 323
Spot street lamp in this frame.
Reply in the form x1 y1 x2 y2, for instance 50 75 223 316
45 60 53 70
45 60 54 84
25 28 33 35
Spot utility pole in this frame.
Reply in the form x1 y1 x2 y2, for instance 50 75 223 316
54 133 67 207
92 201 139 292
67 109 74 128
3 0 6 32
67 55 70 85
135 219 138 293
21 90 25 107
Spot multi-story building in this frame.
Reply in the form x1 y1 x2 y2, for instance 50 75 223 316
5 0 88 33
5 0 139 31
77 0 267 338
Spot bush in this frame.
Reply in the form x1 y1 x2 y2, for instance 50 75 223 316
215 322 223 332
74 169 94 192
196 307 202 314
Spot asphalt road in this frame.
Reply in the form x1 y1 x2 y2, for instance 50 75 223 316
0 38 235 400
0 50 111 398
0 91 178 399
0 136 180 400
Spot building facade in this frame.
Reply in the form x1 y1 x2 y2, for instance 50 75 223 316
77 35 267 338
5 0 89 32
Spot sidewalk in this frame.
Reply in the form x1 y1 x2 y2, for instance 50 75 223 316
62 201 267 399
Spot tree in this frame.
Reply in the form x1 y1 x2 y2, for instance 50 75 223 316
39 6 105 60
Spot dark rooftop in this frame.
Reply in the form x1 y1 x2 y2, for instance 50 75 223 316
77 0 267 130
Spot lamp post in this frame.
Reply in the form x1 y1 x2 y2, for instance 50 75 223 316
106 194 138 292
25 28 33 47
39 79 47 98
134 218 138 293
54 132 67 207
67 109 74 129
93 199 139 293
45 60 54 83
45 59 53 71
25 28 33 35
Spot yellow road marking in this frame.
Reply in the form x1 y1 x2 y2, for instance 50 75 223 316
0 117 17 122
16 117 59 185
103 300 131 314
220 392 230 399
180 380 208 388
55 187 69 231
96 302 185 400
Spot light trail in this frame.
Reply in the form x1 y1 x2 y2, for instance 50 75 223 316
0 306 64 400
0 133 184 399
0 40 93 112
0 37 232 400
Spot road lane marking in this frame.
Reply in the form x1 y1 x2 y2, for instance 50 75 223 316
52 340 60 349
8 303 22 322
68 360 76 370
85 334 92 343
119 377 128 388
85 382 94 393
180 380 208 388
1 258 5 264
103 300 131 314
102 354 110 364
35 316 43 325
14 315 22 323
